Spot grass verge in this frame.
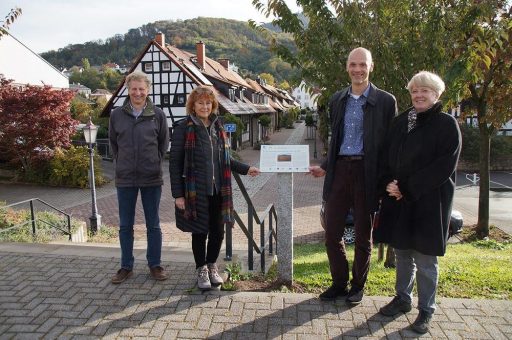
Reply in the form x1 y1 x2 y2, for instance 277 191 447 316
234 225 511 299
293 240 512 299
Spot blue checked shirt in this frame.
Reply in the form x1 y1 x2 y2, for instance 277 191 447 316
339 86 369 156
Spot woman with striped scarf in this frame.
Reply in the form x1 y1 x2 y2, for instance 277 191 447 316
170 85 260 290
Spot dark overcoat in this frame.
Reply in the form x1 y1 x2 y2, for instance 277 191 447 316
169 114 249 234
375 102 461 256
322 83 397 213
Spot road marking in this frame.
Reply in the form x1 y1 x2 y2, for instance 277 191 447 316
490 180 512 189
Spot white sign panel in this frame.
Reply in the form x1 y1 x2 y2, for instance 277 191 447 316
260 145 310 172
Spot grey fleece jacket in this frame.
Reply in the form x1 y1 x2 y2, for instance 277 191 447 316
108 97 169 187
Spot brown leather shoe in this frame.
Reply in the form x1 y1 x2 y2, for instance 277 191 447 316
111 268 133 284
149 266 168 281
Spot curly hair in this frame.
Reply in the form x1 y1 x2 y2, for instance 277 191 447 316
186 85 219 115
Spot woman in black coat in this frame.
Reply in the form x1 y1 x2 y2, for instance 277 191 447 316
376 71 461 334
169 85 259 291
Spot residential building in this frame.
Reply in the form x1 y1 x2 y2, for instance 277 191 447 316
0 32 69 89
292 80 319 110
69 83 92 98
102 33 278 148
89 89 112 102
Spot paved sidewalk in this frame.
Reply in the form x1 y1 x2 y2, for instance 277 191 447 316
1 243 511 339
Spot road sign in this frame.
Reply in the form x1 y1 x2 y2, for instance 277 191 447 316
224 123 237 133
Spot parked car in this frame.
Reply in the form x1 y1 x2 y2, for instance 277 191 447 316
320 203 463 244
449 210 463 237
344 209 463 244
344 212 356 244
320 203 356 244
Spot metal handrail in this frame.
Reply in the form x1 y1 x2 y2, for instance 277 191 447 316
72 139 112 160
0 198 72 240
227 173 278 272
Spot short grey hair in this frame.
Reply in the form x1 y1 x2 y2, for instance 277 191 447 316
125 70 151 88
407 71 445 97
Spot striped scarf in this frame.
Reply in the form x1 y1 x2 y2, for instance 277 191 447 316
184 117 233 223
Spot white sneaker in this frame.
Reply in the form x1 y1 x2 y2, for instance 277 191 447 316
207 263 224 285
196 265 211 290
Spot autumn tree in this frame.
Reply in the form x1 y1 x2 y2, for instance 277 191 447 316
277 80 291 91
258 72 275 85
101 67 124 91
444 1 512 237
251 0 512 238
69 58 103 91
0 78 78 174
70 97 95 122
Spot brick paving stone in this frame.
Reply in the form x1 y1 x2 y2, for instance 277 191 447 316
6 324 39 333
86 312 106 327
384 331 404 340
119 327 151 337
41 325 66 339
458 330 494 339
47 304 74 312
483 324 510 340
36 317 60 333
1 309 28 318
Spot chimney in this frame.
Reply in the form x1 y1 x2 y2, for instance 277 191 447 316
155 32 165 47
196 41 205 70
218 58 230 70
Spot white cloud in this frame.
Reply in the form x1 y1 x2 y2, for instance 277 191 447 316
1 0 300 53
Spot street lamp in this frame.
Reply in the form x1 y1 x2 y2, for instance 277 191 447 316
83 117 101 234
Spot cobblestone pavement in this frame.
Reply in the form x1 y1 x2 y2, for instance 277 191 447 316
1 244 511 339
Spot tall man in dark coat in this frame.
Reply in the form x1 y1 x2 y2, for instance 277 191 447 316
309 47 397 304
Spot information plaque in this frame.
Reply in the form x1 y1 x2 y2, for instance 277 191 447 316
260 145 310 172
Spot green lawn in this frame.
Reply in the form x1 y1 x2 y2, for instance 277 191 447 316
293 240 512 299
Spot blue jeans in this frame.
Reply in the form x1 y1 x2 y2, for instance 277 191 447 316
117 186 162 270
394 248 438 316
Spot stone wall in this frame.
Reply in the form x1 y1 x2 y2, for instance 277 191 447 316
458 156 512 172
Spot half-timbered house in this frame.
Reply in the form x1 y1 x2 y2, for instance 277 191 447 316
102 33 276 148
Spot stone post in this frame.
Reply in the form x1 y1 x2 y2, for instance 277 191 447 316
277 172 293 284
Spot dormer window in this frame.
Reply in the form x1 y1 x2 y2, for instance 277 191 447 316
229 88 236 101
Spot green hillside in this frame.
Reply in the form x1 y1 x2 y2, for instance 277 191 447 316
41 17 298 83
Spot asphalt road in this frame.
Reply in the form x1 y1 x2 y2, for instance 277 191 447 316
457 170 512 190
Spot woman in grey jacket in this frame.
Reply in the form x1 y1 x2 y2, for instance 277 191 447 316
169 86 260 290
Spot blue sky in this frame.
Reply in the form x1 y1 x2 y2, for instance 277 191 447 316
1 0 300 53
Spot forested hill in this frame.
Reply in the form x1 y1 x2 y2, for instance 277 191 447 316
41 17 297 82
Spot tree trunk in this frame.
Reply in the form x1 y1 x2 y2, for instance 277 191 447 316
384 246 396 268
476 122 490 238
377 243 384 261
